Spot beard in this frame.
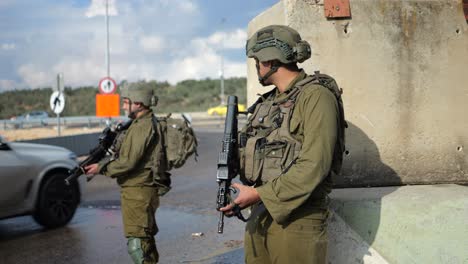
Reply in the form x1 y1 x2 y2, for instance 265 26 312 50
258 75 272 86
125 109 137 119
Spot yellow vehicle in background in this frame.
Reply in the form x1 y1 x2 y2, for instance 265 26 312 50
207 104 246 116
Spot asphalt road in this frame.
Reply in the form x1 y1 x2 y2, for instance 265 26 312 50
0 128 246 264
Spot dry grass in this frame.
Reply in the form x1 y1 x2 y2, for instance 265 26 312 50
0 127 104 141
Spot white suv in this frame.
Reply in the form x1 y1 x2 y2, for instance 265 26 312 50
0 135 83 228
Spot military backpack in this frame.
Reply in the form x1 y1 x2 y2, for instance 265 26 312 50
149 114 198 195
154 114 198 170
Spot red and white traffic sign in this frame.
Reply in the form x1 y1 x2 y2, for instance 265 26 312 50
98 77 117 94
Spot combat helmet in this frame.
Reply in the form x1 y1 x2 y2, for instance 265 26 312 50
120 82 158 107
246 25 311 64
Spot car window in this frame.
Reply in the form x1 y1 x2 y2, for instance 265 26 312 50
24 111 48 118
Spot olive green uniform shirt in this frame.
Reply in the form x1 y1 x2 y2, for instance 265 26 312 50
98 111 157 187
256 70 340 224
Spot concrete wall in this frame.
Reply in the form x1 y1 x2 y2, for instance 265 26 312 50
247 0 468 186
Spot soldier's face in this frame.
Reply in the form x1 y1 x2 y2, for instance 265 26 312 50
122 98 140 118
122 98 131 117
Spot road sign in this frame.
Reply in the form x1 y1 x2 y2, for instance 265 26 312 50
98 77 117 94
96 94 120 117
50 91 65 114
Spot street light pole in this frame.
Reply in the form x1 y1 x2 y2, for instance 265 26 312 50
219 18 226 105
105 0 112 126
220 54 225 105
105 0 110 78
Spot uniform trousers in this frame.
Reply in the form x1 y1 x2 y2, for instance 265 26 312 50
121 186 160 263
244 203 329 264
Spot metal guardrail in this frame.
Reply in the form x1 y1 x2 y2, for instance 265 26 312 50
0 112 240 130
9 113 247 155
1 116 128 130
1 112 247 130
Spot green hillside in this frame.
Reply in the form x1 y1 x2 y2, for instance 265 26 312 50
0 78 246 119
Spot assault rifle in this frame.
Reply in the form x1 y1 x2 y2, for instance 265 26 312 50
216 95 247 234
64 120 132 185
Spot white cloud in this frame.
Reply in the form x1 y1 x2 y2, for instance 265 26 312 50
0 1 249 91
186 29 247 53
139 36 165 53
1 43 15 50
51 59 106 86
177 0 197 13
12 28 248 89
162 30 247 83
206 29 247 49
17 64 51 88
85 0 118 18
156 0 198 14
224 63 247 78
0 79 16 91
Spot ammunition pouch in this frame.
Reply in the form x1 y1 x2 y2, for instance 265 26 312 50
240 136 300 185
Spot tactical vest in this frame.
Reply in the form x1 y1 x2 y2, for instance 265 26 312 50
109 130 127 160
239 72 346 186
107 120 133 162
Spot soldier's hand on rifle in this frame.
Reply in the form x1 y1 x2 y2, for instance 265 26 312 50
220 183 260 216
84 163 99 175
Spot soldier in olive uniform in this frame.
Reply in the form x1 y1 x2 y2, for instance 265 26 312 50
85 84 167 264
220 25 345 263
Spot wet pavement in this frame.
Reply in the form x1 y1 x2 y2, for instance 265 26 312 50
0 129 247 263
0 206 244 264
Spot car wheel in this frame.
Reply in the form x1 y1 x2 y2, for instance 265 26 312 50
33 172 80 228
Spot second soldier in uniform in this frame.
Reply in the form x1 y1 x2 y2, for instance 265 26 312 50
85 84 168 264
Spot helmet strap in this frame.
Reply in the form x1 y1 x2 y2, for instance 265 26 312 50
257 62 279 86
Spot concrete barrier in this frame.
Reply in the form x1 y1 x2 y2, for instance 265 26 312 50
246 1 468 263
21 133 100 156
329 184 468 263
247 0 468 186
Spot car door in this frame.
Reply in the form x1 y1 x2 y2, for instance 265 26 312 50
0 139 32 212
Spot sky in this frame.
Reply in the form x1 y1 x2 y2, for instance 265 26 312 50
0 0 278 91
